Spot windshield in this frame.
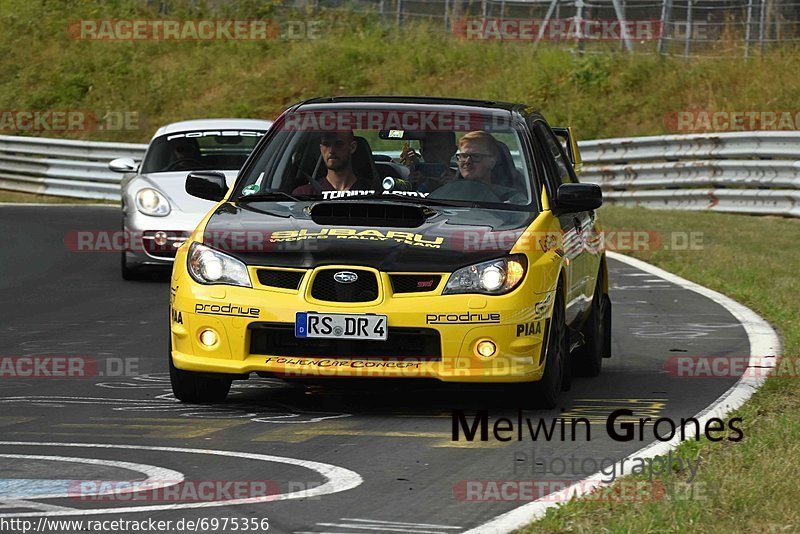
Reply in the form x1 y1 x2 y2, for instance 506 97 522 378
141 129 266 173
234 108 533 209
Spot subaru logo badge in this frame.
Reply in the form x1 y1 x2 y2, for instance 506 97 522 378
333 271 358 284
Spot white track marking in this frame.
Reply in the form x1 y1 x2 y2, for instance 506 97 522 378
315 525 447 534
0 442 362 518
303 518 462 534
0 500 75 512
464 252 781 533
0 454 182 500
341 519 461 528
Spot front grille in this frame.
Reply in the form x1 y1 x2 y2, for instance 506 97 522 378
257 269 305 290
142 231 188 258
249 323 441 360
310 269 379 303
390 274 442 294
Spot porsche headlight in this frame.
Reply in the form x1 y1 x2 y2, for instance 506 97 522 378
188 242 251 287
135 188 171 217
444 255 527 295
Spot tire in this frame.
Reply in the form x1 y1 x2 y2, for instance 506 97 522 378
573 274 611 377
121 251 144 280
529 284 568 408
169 339 232 403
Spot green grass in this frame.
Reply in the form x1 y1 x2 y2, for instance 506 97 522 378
0 0 798 143
518 206 800 533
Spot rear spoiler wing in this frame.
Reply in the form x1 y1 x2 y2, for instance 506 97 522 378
552 126 582 173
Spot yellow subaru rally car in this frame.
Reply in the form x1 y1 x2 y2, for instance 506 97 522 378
169 97 611 407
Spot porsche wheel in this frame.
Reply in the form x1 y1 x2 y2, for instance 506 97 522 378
121 251 144 281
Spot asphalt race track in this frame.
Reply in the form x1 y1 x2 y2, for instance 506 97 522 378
0 205 750 533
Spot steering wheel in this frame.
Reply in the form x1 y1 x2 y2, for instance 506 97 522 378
427 179 502 203
165 158 203 171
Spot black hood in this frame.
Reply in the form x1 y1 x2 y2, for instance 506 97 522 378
201 201 536 272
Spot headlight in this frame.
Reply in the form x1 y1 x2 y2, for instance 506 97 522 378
444 255 527 295
188 242 251 287
135 188 171 216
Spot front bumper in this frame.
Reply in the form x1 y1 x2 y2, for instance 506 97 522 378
123 209 198 266
170 254 557 383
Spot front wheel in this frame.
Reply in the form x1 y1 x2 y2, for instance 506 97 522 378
121 251 145 280
529 285 568 408
169 339 232 403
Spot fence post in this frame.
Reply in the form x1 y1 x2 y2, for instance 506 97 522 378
611 0 634 51
397 0 403 28
758 0 766 52
658 0 673 55
684 0 692 57
745 0 754 57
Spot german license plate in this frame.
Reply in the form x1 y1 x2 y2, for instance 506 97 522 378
295 312 388 340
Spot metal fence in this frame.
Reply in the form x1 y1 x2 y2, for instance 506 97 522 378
0 131 797 217
297 0 800 57
0 136 146 201
579 131 800 216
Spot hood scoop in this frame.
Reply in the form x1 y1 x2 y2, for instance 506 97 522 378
309 201 433 228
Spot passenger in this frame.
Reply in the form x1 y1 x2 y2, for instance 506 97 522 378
455 130 525 203
402 132 458 191
456 130 499 184
293 131 373 194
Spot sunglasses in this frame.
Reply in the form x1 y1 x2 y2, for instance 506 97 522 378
455 152 492 163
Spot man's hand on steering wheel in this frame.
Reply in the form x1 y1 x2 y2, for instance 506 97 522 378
165 158 203 171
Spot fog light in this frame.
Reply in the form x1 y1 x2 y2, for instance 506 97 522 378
154 231 168 246
476 340 497 358
199 329 218 347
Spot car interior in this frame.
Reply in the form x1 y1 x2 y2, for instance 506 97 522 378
281 130 528 199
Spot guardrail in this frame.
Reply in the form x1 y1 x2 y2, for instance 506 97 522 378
0 135 146 200
0 131 798 217
580 131 800 217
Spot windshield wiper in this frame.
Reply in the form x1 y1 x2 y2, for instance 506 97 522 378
235 191 302 203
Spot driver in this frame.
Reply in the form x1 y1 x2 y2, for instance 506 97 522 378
292 131 373 194
168 138 202 170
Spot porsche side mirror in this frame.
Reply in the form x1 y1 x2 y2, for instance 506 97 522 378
108 157 138 173
186 171 228 202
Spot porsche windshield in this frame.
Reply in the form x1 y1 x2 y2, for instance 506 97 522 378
141 130 265 173
235 111 533 209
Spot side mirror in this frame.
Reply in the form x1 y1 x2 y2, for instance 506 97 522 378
555 183 602 214
108 157 138 173
186 171 228 202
